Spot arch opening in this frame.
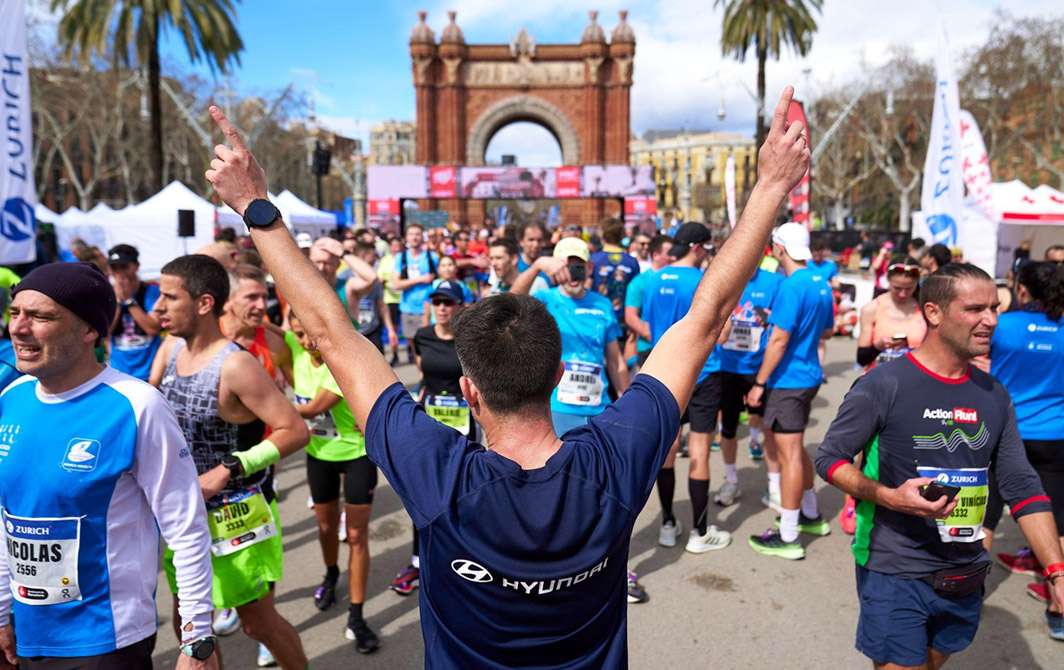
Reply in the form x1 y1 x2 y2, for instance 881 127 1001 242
484 121 564 167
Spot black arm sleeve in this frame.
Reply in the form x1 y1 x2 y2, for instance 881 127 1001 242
856 346 879 367
815 374 893 483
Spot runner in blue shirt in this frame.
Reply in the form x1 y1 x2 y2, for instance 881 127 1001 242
642 223 733 554
982 261 1064 635
204 88 811 668
391 224 440 361
717 267 784 510
808 238 839 286
591 218 641 328
746 222 836 559
624 234 673 368
106 245 162 381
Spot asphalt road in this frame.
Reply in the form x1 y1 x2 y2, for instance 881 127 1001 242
153 337 1062 669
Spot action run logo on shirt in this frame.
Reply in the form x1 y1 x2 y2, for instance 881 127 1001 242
913 423 989 453
921 407 979 424
450 556 611 596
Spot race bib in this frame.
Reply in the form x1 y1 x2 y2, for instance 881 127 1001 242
875 346 911 366
3 509 82 605
425 394 470 434
916 467 988 543
723 320 764 353
206 487 277 557
295 394 340 440
113 334 149 351
357 302 374 327
557 361 604 407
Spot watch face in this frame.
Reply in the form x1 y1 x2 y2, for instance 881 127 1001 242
246 199 278 227
194 639 215 660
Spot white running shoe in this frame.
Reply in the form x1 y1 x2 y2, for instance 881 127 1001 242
657 520 683 548
685 526 732 553
761 490 784 514
213 608 240 636
713 480 742 506
257 642 277 667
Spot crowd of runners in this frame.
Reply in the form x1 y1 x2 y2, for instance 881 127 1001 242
0 89 1060 670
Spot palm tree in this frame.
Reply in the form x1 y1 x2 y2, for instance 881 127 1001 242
715 0 822 150
51 0 244 193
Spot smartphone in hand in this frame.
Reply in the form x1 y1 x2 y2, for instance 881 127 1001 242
921 481 961 504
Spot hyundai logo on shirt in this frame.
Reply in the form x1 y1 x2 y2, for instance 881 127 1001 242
451 559 493 583
62 438 100 472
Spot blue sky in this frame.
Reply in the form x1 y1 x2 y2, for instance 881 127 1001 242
29 0 1064 166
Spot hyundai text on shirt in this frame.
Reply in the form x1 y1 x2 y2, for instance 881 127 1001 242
365 375 680 669
814 354 1051 578
0 368 213 657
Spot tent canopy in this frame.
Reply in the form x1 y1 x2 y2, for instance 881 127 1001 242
275 190 338 238
993 180 1064 225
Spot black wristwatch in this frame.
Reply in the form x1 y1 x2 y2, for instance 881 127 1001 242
242 198 281 229
221 453 244 478
180 635 216 660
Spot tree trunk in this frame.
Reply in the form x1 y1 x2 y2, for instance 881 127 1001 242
834 199 845 230
898 190 911 232
148 15 164 193
756 40 767 151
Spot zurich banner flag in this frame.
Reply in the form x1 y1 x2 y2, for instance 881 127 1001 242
919 19 965 250
0 0 37 264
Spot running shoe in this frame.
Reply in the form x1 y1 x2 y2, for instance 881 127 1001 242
748 529 805 560
761 490 783 514
213 608 240 637
346 618 381 654
389 565 420 596
748 440 763 460
713 480 741 507
314 573 338 611
839 496 857 535
685 526 732 554
657 519 683 548
711 436 721 452
1046 609 1064 641
998 548 1043 576
1028 582 1050 605
338 510 347 541
626 571 649 604
774 512 831 536
257 643 277 667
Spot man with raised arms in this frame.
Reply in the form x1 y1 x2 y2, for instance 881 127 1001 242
204 87 810 669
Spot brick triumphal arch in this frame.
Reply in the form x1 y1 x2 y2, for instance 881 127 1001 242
409 10 635 225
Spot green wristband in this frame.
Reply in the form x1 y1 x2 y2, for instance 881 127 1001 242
234 440 280 477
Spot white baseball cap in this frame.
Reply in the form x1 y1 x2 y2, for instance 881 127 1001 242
771 222 811 262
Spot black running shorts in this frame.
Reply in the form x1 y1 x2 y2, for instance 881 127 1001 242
307 454 378 506
720 372 764 439
19 634 155 670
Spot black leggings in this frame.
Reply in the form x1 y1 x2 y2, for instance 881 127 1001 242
984 438 1064 535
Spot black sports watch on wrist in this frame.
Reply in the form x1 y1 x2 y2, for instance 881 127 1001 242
180 635 216 660
242 198 281 229
221 453 244 478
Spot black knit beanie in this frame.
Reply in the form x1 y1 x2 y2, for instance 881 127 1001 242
12 262 117 345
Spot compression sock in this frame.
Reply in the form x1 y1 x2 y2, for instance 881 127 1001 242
801 488 820 519
689 478 710 535
780 508 800 543
325 565 339 582
767 472 781 497
349 603 363 623
657 468 676 524
724 463 739 483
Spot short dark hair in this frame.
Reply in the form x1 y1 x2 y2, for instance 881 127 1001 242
648 234 672 256
162 255 230 317
517 219 547 241
1046 244 1064 259
355 241 377 255
215 228 236 243
600 217 625 245
489 238 519 257
810 238 828 252
909 237 926 251
406 223 424 233
451 293 562 415
920 262 992 323
927 243 952 269
1017 261 1064 322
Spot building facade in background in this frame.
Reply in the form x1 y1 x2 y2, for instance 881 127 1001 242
369 121 417 165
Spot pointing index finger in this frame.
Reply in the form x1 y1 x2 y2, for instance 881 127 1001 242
770 86 794 137
209 105 249 153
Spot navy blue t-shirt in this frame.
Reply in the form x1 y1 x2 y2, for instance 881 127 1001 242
365 375 680 669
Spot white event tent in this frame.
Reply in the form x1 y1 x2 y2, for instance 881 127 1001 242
54 205 109 253
992 180 1064 276
275 190 339 238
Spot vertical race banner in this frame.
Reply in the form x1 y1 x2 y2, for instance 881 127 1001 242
958 110 994 219
1 0 37 263
920 20 965 248
786 100 811 226
725 153 737 228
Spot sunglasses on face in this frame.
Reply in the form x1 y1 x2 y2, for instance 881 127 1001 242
887 264 921 277
432 299 456 307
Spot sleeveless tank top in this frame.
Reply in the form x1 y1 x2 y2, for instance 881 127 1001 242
866 293 927 370
160 339 267 497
